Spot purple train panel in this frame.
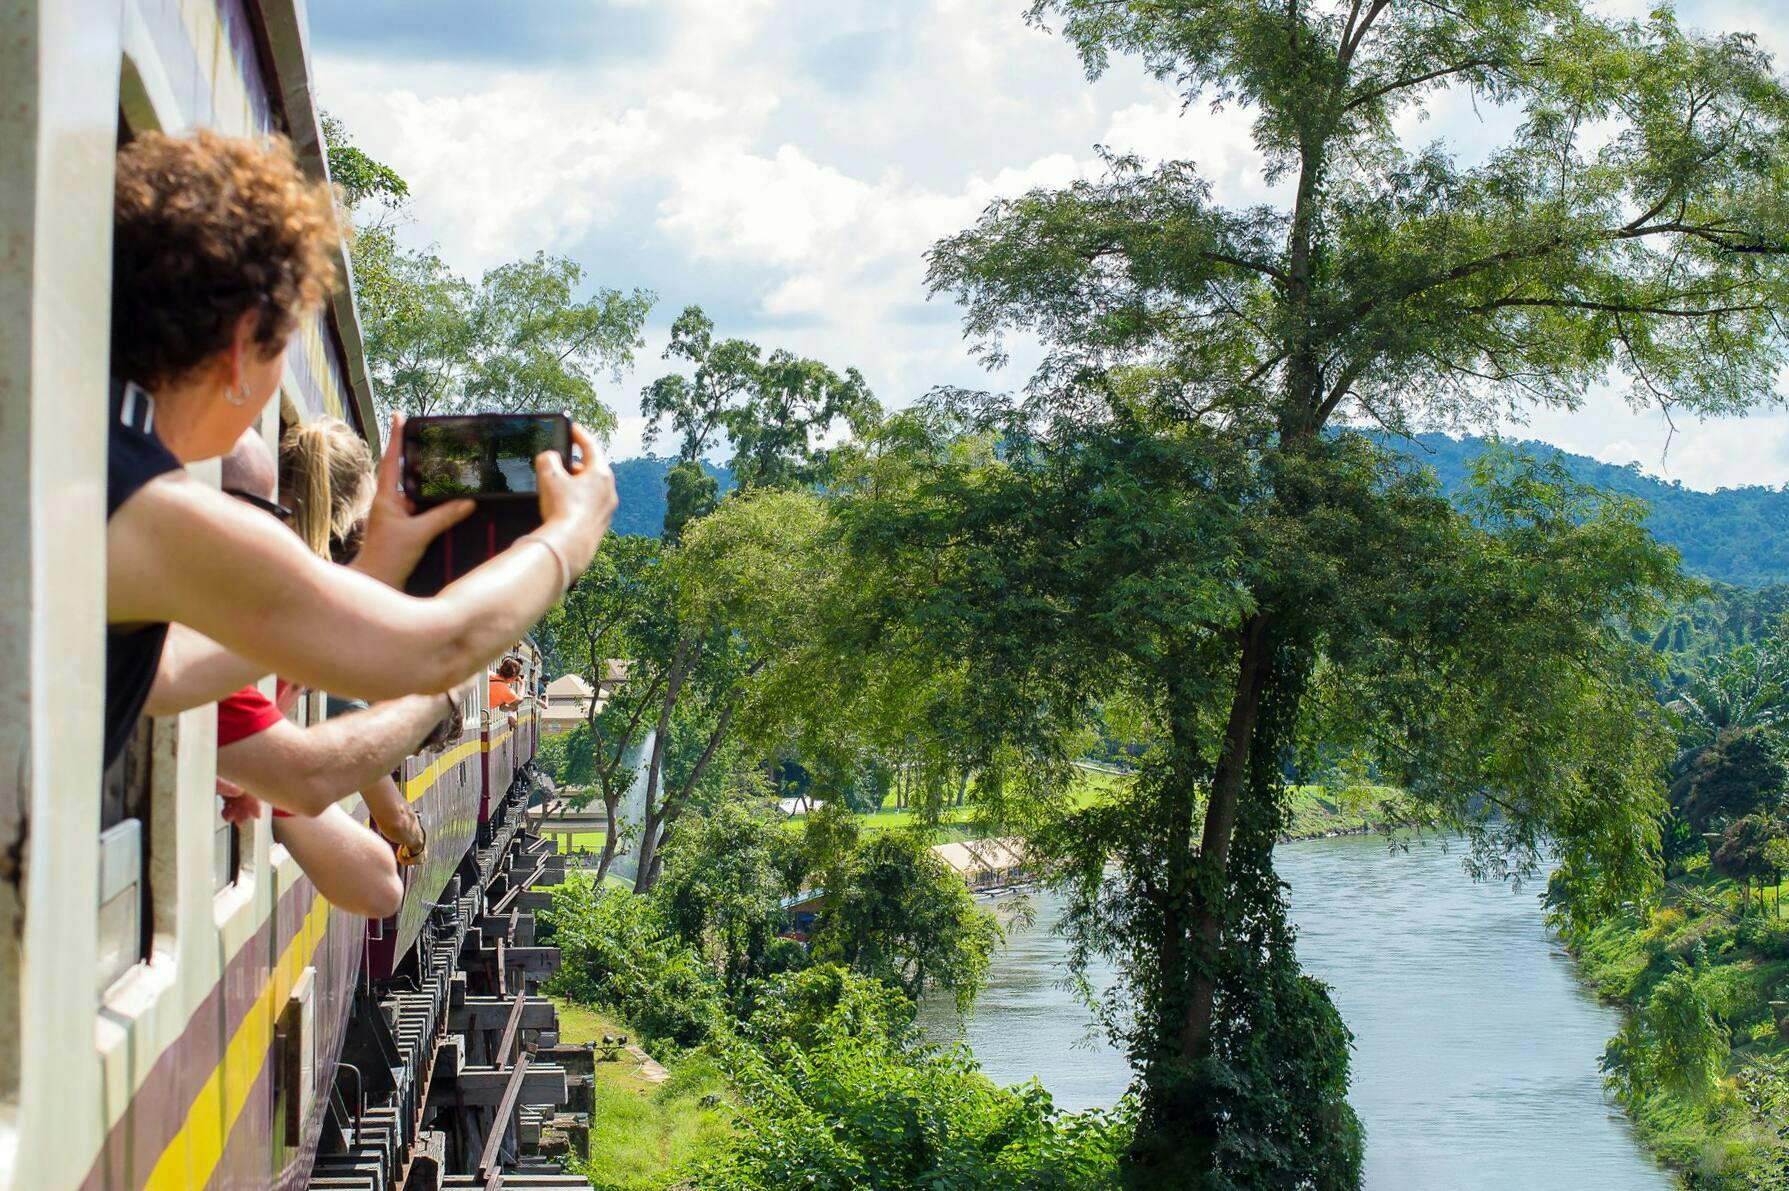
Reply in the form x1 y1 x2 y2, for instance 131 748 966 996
365 729 483 982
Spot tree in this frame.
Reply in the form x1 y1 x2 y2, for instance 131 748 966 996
364 248 651 433
541 535 669 882
628 489 832 892
1712 813 1781 914
1671 638 1789 754
809 833 1001 1014
654 800 806 996
1671 726 1787 837
538 875 726 1051
821 3 1789 1183
321 113 408 211
1604 964 1730 1105
640 305 880 505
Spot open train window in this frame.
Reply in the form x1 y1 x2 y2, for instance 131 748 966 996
99 84 163 990
97 720 153 991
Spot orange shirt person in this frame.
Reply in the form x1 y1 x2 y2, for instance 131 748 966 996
489 658 522 710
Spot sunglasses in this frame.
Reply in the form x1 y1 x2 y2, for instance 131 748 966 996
224 488 294 523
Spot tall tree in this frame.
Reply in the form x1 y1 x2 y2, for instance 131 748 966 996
628 489 832 892
640 305 880 524
822 3 1789 1184
542 534 670 882
362 247 651 433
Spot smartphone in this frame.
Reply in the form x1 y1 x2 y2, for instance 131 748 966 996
400 413 572 507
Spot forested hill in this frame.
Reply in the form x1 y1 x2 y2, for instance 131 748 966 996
1391 433 1789 588
611 436 1789 587
609 457 734 538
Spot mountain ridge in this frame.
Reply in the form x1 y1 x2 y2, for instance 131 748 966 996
609 436 1789 588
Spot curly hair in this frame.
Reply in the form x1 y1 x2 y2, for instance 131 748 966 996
111 130 339 388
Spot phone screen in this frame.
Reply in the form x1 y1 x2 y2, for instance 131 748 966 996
403 414 569 503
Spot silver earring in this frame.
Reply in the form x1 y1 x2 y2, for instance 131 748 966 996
225 380 250 407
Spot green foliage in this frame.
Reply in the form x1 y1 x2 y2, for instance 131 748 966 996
1712 815 1784 902
1606 965 1730 1105
640 305 880 494
697 965 1129 1191
540 875 726 1051
361 245 650 433
804 0 1789 1181
655 800 801 995
320 113 408 210
1572 876 1789 1186
810 833 1001 1014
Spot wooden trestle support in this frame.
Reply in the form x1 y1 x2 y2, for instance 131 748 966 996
308 779 595 1191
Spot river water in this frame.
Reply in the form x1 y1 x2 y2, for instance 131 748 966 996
918 833 1675 1190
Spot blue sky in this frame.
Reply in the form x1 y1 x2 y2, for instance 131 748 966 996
308 0 1789 491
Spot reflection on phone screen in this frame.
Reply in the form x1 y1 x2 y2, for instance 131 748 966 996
411 417 560 499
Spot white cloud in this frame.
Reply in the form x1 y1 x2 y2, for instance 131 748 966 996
312 0 1789 490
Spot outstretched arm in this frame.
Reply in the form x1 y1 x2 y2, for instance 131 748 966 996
108 423 615 709
273 805 402 919
216 692 458 817
146 626 268 716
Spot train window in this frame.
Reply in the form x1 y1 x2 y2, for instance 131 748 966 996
97 718 153 991
212 799 241 893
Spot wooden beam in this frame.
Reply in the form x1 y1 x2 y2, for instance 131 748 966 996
448 997 557 1033
496 989 527 1068
427 1064 566 1108
502 946 561 976
478 1052 531 1184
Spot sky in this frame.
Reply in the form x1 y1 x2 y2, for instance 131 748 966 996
307 0 1789 492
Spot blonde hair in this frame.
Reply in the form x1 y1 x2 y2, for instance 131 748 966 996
279 418 375 559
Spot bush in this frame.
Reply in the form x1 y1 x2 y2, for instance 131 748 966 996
698 965 1128 1191
541 874 727 1051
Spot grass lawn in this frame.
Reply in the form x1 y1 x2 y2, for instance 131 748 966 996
780 766 1390 845
550 997 735 1191
781 764 1127 839
542 830 609 854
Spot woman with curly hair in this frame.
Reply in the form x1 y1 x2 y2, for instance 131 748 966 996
104 130 615 770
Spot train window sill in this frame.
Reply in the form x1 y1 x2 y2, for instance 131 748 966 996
96 946 175 1039
213 870 254 927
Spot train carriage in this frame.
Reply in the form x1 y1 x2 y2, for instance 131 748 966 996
1 5 583 1189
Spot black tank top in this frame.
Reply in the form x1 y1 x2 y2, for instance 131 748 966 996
105 381 182 768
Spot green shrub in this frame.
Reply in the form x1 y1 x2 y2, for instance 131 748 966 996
697 965 1128 1190
541 874 727 1051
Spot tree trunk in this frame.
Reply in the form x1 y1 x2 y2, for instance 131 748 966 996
633 685 752 894
1179 612 1274 1060
593 786 621 884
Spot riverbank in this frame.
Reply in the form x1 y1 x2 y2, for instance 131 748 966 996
1567 864 1789 1187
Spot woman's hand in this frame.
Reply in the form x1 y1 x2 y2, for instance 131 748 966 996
535 422 617 570
352 413 475 587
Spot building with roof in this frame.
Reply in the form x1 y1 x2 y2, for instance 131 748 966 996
542 673 596 737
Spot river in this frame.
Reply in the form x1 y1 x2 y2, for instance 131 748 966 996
917 833 1675 1190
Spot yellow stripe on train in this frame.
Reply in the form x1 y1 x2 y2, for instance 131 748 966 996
143 895 332 1191
404 737 485 803
143 719 533 1185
